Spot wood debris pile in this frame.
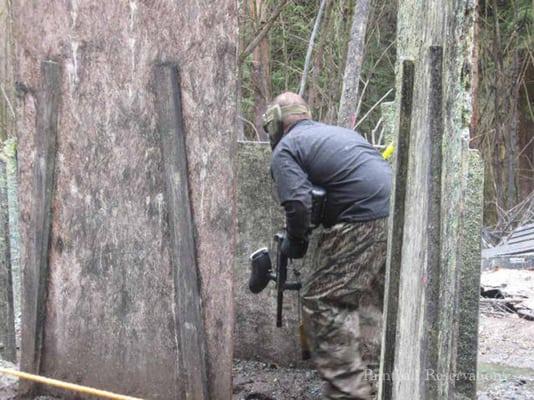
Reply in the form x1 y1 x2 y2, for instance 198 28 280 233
482 192 534 269
480 269 534 321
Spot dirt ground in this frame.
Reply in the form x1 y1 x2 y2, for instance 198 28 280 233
2 270 533 400
1 313 533 400
232 268 534 400
232 312 534 400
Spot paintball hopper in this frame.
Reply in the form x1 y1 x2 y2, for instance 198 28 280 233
249 247 274 293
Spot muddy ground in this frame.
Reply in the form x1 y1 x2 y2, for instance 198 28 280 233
232 314 534 400
2 270 533 400
1 312 533 400
232 268 534 400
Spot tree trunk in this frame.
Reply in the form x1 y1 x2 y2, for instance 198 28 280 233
250 0 271 140
307 0 333 112
337 0 373 129
506 47 521 210
492 0 506 218
299 0 328 96
518 61 534 199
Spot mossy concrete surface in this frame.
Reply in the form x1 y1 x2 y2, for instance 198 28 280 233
235 141 315 367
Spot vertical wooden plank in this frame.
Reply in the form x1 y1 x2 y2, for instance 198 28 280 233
0 159 15 362
20 60 60 388
378 59 414 400
153 63 209 400
422 45 443 399
382 1 477 399
0 0 16 363
454 150 484 399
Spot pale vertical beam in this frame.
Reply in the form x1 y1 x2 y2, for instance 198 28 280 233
454 150 484 399
380 0 479 398
337 0 372 128
20 61 61 390
378 59 415 400
0 0 16 364
380 101 396 146
153 63 209 400
0 159 15 362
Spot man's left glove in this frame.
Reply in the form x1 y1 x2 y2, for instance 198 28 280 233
280 234 308 259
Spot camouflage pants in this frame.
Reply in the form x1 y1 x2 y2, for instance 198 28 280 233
302 218 387 400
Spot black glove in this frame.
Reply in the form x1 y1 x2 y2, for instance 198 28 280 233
280 234 308 259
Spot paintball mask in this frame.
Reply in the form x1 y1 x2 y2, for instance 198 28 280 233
262 104 311 149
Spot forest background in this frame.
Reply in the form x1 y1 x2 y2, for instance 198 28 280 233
238 0 534 234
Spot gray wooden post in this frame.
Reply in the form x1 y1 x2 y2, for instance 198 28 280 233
153 63 209 400
380 101 396 147
378 1 479 399
0 0 16 363
378 60 414 400
0 159 15 362
454 150 484 399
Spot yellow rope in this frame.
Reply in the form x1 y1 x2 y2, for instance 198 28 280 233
0 368 144 400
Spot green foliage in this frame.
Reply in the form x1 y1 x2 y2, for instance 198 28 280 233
477 0 534 222
239 0 356 138
1 136 16 162
238 0 533 222
269 1 316 94
239 0 397 140
356 0 397 139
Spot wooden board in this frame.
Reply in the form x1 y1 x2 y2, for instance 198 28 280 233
378 59 415 400
0 160 15 362
482 240 534 258
455 150 484 399
154 63 208 400
378 1 479 399
20 62 60 389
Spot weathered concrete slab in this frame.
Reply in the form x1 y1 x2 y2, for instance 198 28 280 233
14 2 237 399
234 141 313 366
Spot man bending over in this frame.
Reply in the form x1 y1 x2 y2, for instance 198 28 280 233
263 92 392 400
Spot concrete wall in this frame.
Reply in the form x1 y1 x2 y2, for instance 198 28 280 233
234 141 313 367
13 2 238 399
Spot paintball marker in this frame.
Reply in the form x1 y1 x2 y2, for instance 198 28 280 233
248 187 326 357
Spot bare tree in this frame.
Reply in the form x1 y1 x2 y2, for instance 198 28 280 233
240 0 290 62
299 0 328 96
337 0 373 129
249 0 272 139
